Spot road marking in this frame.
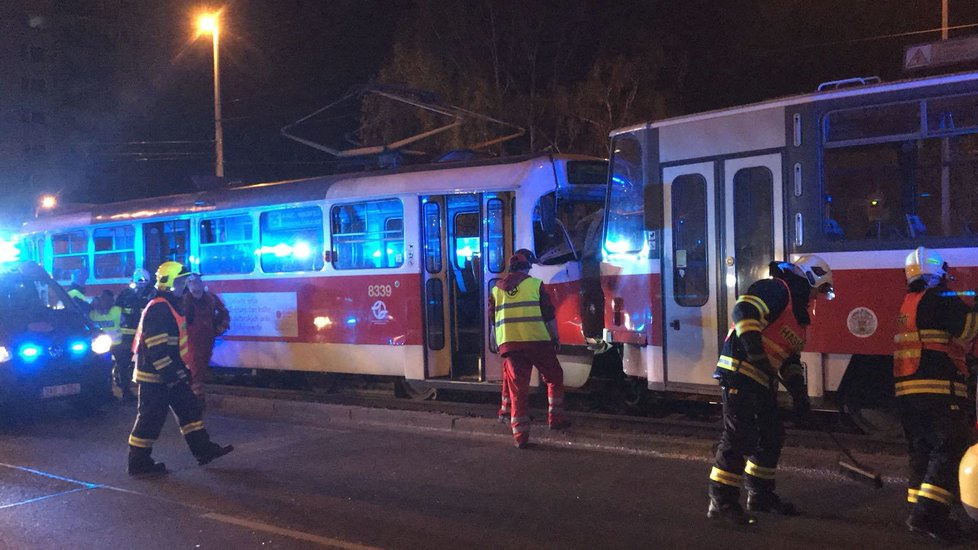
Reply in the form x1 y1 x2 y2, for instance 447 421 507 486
0 462 101 489
0 487 92 510
202 512 382 550
0 463 103 510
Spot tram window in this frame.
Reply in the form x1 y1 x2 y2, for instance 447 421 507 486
671 174 708 307
93 225 135 280
259 206 324 273
330 199 404 270
425 279 445 350
486 199 504 273
143 220 190 274
823 132 978 241
605 134 646 255
200 215 255 275
533 191 604 265
422 201 442 274
51 230 88 281
927 94 978 134
824 101 921 144
733 168 774 293
454 212 479 270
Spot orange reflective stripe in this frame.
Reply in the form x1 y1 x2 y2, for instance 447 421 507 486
133 297 191 365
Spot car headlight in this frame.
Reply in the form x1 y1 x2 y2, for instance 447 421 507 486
91 334 113 355
0 346 10 363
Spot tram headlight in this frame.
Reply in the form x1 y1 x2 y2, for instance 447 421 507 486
91 334 113 355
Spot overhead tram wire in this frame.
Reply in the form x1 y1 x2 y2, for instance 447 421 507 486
758 21 978 54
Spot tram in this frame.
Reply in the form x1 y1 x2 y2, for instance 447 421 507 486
21 154 608 393
601 71 978 424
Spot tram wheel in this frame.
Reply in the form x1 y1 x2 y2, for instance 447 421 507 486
396 379 437 401
622 376 648 411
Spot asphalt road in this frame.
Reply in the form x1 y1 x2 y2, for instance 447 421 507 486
0 401 972 549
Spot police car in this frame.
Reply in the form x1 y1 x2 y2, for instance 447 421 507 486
0 261 113 412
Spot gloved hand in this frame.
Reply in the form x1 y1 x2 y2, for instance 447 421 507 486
780 362 810 418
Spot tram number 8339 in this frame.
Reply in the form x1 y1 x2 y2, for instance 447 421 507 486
367 284 394 298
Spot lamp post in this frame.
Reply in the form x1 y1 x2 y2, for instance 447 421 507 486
197 12 224 178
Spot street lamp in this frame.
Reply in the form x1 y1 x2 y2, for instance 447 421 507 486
196 10 224 178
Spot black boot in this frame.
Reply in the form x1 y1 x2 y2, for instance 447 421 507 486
746 491 799 516
127 447 166 476
906 511 963 545
707 498 756 525
195 441 234 465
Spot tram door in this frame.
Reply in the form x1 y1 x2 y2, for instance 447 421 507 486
661 163 720 388
421 193 512 382
720 154 784 344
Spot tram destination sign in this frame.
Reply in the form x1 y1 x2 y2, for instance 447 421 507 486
904 35 978 71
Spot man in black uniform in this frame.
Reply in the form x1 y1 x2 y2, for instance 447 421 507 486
895 247 978 544
115 268 155 400
707 255 835 525
127 261 233 475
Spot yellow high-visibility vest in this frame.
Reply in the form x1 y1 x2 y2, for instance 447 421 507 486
90 306 123 346
492 277 551 346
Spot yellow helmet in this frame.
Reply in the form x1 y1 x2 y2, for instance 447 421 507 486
904 246 946 285
960 443 978 521
155 261 190 290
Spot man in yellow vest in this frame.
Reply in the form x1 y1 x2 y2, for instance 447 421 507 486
489 249 568 449
89 289 123 376
894 247 978 544
127 261 233 475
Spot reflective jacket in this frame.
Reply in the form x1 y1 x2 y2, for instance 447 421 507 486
90 306 123 346
893 287 978 399
715 278 808 390
132 294 191 385
491 277 552 346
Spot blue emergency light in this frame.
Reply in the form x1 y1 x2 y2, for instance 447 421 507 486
19 343 43 362
69 341 88 355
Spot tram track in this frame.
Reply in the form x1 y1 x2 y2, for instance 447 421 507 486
206 380 907 457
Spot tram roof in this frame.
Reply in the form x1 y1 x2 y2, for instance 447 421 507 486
610 70 978 137
23 153 600 232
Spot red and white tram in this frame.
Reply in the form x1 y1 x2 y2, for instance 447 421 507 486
602 72 978 421
21 154 608 393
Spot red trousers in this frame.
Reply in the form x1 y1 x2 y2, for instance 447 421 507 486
500 345 565 445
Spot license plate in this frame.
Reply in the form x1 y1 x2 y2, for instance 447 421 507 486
41 383 81 399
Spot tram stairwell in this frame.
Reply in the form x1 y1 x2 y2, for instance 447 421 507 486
451 240 483 381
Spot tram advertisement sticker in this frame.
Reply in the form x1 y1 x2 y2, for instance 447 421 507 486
846 307 878 339
220 292 299 337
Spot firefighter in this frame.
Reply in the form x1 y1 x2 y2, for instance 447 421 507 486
127 261 233 475
707 255 835 525
489 249 569 449
115 268 155 401
895 247 978 544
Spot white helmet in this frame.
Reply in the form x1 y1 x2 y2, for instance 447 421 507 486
132 268 151 285
786 254 835 300
904 246 946 285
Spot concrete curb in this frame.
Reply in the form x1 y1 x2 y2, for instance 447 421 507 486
209 392 910 483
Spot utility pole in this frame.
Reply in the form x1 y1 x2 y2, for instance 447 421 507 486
940 0 951 236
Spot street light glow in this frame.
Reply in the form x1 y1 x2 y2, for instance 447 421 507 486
197 13 218 34
39 195 57 209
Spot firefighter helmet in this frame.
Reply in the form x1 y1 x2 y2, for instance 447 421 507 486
132 268 151 285
155 261 190 290
784 255 835 300
960 443 978 521
904 246 947 285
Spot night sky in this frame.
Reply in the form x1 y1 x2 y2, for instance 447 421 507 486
36 1 978 204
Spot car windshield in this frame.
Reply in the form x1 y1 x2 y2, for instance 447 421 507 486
0 273 73 315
